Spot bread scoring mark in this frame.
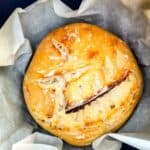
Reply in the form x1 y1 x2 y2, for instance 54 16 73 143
66 70 131 113
52 39 69 59
35 66 90 117
63 66 90 82
45 70 56 77
35 62 130 115
36 76 66 113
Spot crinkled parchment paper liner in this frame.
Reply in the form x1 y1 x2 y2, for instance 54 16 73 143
0 0 150 150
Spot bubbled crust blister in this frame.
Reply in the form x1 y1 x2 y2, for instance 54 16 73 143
23 23 143 146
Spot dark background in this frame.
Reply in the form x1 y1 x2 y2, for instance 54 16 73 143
0 0 138 149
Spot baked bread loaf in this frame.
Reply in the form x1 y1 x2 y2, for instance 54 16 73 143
23 23 143 146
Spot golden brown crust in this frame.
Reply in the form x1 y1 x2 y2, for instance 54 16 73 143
23 23 143 146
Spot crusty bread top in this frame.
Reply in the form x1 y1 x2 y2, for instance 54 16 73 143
23 23 143 146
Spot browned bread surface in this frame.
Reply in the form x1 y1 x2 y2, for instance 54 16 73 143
23 23 143 146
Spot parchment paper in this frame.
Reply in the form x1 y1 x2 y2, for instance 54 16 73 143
0 0 150 150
